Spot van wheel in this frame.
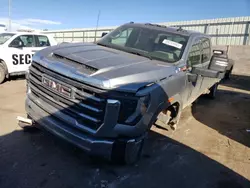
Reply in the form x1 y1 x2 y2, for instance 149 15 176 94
0 64 6 84
207 83 218 99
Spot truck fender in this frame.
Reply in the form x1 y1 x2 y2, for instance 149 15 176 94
167 93 183 111
154 93 183 127
167 93 183 122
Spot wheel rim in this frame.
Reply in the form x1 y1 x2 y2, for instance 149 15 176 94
0 66 5 82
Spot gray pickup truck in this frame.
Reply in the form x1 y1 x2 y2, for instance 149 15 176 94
23 23 229 163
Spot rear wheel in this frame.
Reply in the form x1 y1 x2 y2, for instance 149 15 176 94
207 83 218 99
0 64 6 84
224 67 232 79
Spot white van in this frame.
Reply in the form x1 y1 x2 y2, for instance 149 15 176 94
0 32 57 84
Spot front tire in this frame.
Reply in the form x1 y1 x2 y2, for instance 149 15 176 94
0 64 6 84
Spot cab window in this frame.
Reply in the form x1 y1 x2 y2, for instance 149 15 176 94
98 25 188 63
201 38 211 63
188 42 201 67
10 35 35 47
35 35 51 47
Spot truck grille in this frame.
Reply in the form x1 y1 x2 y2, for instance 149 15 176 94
28 62 106 130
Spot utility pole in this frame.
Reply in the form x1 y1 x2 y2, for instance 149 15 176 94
8 0 11 31
94 10 101 42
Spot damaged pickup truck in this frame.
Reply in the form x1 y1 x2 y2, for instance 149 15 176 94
22 23 229 163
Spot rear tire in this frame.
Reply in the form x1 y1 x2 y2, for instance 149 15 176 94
207 83 218 99
0 64 6 84
224 68 232 79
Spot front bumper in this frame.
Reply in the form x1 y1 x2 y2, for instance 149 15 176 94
25 96 144 161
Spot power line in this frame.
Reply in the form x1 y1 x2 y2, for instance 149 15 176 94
8 0 11 31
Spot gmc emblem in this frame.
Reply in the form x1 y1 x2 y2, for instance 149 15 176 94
42 76 72 98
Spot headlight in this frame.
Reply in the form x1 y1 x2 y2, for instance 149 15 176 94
137 95 150 115
117 98 138 125
118 95 150 126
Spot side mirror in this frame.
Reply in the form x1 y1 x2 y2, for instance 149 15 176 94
101 32 108 37
9 40 23 48
188 73 198 82
191 67 221 78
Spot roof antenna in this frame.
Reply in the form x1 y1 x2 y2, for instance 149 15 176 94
94 10 101 43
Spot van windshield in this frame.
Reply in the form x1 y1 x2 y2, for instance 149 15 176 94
0 33 15 45
97 25 188 63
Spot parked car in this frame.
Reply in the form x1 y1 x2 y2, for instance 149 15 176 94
22 23 228 163
0 32 57 84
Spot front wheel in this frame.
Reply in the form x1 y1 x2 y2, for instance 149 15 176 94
0 64 6 84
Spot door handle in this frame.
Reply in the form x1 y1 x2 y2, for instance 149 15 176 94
32 50 38 53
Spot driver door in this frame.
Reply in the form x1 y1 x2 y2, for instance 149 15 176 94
7 35 36 73
186 39 203 105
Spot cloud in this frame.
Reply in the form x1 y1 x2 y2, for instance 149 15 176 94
17 18 61 26
0 17 61 31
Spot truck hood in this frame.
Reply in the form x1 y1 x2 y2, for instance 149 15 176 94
35 43 178 93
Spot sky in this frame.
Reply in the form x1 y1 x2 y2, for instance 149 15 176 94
0 0 249 31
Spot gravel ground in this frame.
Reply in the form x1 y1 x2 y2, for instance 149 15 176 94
0 75 250 188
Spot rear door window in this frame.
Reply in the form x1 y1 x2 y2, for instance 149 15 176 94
35 35 51 47
188 41 201 67
200 38 211 63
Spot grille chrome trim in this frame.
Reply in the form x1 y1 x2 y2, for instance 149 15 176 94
29 62 106 130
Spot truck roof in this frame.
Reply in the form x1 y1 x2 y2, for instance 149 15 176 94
124 23 207 37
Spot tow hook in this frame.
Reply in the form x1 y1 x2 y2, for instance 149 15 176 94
17 116 33 129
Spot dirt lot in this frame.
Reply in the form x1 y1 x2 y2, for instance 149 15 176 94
0 75 250 188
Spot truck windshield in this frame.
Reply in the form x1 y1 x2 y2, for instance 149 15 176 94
0 33 15 45
97 25 188 63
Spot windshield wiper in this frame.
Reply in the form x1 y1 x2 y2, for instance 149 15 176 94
97 42 152 60
126 50 152 60
96 42 108 47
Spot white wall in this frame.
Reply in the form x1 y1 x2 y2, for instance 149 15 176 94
43 16 250 45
